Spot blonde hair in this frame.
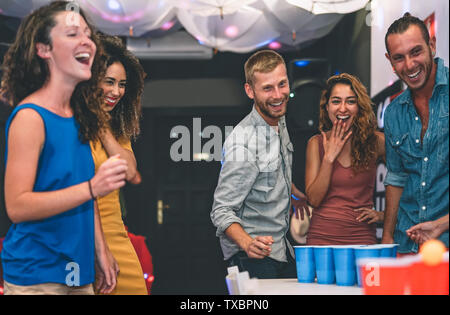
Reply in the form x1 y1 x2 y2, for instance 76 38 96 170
244 50 286 87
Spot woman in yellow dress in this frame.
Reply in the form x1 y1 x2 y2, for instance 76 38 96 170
91 34 147 295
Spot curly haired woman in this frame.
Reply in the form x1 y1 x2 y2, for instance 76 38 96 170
91 34 147 294
304 73 385 245
0 1 126 294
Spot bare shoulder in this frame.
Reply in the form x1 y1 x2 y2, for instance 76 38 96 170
306 134 321 151
306 134 322 162
10 107 44 129
8 107 45 148
307 134 321 145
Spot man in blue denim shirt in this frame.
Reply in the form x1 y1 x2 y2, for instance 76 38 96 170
382 13 449 254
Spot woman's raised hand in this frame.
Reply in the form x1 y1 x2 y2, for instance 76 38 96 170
322 119 352 164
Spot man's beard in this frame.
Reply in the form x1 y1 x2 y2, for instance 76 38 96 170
403 50 434 92
254 95 288 120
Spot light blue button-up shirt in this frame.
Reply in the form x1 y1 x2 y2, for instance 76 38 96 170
211 106 294 261
384 58 449 253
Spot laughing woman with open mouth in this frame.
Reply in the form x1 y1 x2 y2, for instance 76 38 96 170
0 1 127 295
303 73 386 245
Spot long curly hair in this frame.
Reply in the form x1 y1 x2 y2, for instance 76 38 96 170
319 73 378 171
0 1 108 143
98 33 145 141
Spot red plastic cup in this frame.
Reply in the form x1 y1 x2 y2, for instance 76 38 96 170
409 252 449 295
358 257 416 295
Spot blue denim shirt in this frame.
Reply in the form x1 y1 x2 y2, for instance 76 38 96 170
211 106 294 261
384 58 449 253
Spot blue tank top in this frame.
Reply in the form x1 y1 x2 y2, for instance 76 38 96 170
1 104 95 286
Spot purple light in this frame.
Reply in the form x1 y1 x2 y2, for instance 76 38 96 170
225 25 239 38
268 41 281 50
111 15 121 23
131 11 144 19
98 9 145 23
101 12 111 20
161 21 175 31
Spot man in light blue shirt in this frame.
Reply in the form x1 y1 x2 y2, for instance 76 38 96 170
211 50 306 278
382 13 449 254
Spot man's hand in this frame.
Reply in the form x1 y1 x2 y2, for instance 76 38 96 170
406 221 439 246
244 236 273 259
406 214 449 246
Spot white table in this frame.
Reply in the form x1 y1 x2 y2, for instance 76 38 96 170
245 278 363 295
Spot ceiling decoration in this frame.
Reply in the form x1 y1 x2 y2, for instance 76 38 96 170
0 0 368 53
286 0 369 15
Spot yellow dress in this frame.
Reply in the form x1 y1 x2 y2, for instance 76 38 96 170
90 138 148 295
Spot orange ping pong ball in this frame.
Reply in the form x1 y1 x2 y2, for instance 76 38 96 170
420 239 446 266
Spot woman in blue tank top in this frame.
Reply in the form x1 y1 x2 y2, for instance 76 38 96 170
0 1 127 295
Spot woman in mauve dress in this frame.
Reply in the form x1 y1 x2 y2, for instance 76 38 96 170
304 73 385 245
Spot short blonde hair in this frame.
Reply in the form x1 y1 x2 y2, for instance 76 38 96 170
244 50 286 87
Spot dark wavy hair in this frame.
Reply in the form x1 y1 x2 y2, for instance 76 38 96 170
98 33 145 141
0 1 108 142
385 12 430 55
319 73 378 172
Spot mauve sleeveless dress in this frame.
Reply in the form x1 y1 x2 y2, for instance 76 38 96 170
306 135 377 245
